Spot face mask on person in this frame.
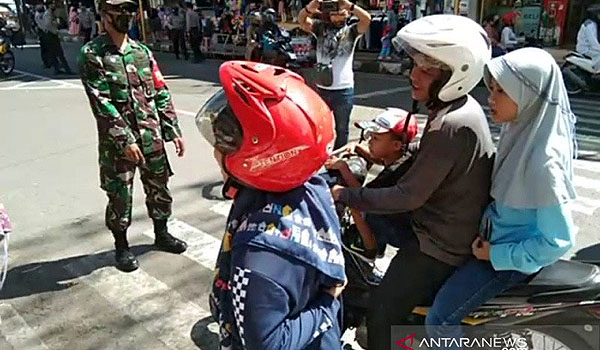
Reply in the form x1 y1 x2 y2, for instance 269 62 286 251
108 12 133 33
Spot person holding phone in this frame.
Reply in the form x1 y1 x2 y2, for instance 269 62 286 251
299 0 371 150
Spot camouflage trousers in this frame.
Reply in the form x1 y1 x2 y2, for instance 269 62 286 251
99 148 173 233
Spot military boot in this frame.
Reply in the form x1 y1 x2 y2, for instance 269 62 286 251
153 219 188 254
112 230 139 272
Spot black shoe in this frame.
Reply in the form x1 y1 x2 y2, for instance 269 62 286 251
341 224 376 263
154 232 187 254
115 248 139 272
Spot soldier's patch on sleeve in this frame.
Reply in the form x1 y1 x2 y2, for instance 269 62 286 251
151 57 166 89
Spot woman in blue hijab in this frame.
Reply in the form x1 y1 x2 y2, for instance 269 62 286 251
424 47 578 348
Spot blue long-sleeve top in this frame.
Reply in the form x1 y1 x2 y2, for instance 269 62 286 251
230 246 342 350
218 176 346 350
485 201 577 274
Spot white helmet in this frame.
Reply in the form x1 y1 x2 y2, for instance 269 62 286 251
396 14 491 102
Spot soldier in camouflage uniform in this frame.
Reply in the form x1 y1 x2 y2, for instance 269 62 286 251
79 0 187 272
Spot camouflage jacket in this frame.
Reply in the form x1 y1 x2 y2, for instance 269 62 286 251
79 34 182 156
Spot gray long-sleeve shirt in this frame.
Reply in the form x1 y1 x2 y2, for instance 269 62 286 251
339 95 495 266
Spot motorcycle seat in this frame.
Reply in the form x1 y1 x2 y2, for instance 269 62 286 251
567 51 593 60
500 260 600 303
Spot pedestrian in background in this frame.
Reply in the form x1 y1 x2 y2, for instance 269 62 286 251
35 5 50 69
44 2 73 75
299 0 371 150
79 6 94 43
185 2 204 63
167 5 187 60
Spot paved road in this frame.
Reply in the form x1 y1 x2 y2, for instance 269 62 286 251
0 43 598 350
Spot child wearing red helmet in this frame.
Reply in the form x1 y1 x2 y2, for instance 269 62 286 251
196 61 346 350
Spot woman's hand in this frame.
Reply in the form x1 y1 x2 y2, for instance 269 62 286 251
472 236 491 261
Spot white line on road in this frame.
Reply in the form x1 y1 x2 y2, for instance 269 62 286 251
14 69 81 88
143 219 222 270
176 109 196 117
574 175 600 191
63 253 211 350
210 202 232 218
0 303 50 350
575 160 600 173
354 86 412 99
572 196 600 216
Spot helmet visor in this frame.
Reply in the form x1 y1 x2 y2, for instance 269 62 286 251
195 89 244 155
397 39 450 71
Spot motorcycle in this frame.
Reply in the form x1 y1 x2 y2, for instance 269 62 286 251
249 26 300 70
326 140 600 350
0 26 16 76
561 52 600 96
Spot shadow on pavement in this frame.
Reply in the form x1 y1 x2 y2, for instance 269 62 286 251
0 244 154 300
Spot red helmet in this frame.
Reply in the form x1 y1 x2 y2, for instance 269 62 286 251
196 61 335 192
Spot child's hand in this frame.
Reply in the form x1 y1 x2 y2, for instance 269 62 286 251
330 185 345 201
472 236 491 261
324 157 350 172
324 279 347 299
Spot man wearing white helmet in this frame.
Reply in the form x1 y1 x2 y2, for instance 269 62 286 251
332 15 496 349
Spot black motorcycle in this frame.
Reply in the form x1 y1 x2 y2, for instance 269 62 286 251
0 26 15 76
327 150 600 350
250 27 300 70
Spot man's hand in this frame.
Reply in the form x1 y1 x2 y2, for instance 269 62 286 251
339 0 353 11
472 236 491 261
331 184 345 201
306 0 321 14
324 156 350 172
173 137 185 157
324 279 347 299
124 144 145 164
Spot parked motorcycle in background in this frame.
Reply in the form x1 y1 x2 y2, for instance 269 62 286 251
0 25 16 76
562 52 600 95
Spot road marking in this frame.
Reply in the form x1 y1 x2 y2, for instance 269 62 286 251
574 175 600 190
354 86 412 99
63 252 211 350
143 219 221 270
0 303 50 350
575 160 600 173
572 196 600 216
18 44 42 49
176 109 196 117
210 202 232 217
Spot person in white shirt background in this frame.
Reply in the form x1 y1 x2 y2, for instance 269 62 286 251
576 4 600 72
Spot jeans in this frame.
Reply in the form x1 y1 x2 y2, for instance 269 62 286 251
317 87 354 150
425 258 529 350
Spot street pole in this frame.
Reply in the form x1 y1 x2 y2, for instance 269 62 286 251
454 0 460 15
479 0 485 22
138 0 147 43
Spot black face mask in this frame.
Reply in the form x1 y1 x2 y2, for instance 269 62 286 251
108 12 132 33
